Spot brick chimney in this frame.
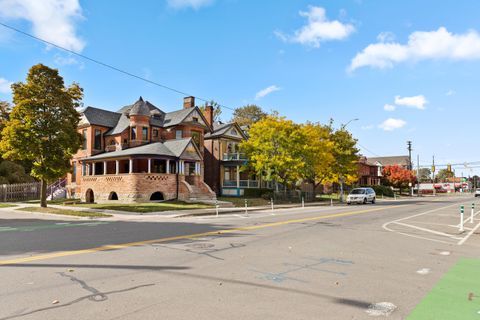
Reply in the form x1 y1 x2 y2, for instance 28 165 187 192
205 105 214 126
183 96 195 109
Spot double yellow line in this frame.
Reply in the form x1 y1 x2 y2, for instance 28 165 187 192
0 205 406 266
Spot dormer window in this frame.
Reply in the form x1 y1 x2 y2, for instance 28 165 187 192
192 117 198 123
153 114 161 120
230 129 237 135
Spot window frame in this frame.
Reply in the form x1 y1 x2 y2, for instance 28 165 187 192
82 129 87 150
175 130 183 139
94 129 102 150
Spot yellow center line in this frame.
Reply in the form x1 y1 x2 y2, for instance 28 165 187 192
0 204 408 266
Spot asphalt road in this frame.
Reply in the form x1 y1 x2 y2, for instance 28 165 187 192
0 195 479 319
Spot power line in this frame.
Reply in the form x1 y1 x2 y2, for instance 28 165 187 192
0 21 236 111
357 143 381 157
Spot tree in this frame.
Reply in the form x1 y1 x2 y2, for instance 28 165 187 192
0 64 83 207
240 114 305 190
436 169 454 182
382 165 416 191
300 122 335 195
231 104 267 127
0 101 10 132
417 168 432 182
328 125 360 192
199 100 222 122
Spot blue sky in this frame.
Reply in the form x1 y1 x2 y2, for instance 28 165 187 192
0 0 479 175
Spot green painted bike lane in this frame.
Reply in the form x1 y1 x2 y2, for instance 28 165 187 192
407 258 480 320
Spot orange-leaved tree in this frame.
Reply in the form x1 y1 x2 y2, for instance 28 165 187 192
382 165 416 192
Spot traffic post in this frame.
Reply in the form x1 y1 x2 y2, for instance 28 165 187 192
215 199 219 217
459 205 464 232
471 203 475 224
245 199 248 216
302 196 305 208
271 198 274 212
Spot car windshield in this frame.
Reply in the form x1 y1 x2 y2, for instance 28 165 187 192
350 189 366 195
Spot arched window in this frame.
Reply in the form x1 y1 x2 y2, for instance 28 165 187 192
150 191 164 201
108 192 118 200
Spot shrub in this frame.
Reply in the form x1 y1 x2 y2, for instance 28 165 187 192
360 185 394 197
244 188 272 198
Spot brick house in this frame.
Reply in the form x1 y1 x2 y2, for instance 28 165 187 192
67 96 216 203
357 155 411 186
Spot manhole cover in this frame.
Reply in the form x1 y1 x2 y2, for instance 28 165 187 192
366 302 397 317
186 243 215 249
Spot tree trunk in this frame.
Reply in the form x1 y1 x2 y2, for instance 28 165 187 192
40 179 47 208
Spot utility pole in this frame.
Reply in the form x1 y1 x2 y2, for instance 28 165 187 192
417 154 420 196
407 141 412 170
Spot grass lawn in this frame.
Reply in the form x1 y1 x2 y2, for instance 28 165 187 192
0 203 17 208
219 197 272 207
23 198 82 205
17 206 112 218
67 201 213 213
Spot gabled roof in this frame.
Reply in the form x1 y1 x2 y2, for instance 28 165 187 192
81 107 121 128
105 113 130 136
129 97 151 116
368 156 410 167
163 108 195 127
205 121 248 140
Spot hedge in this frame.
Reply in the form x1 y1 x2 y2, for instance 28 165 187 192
360 185 394 197
244 188 272 198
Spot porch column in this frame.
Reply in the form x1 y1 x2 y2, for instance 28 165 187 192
166 160 170 174
236 165 240 188
92 162 96 176
103 161 107 175
115 160 119 175
85 163 89 176
129 158 133 174
148 158 152 174
179 160 184 175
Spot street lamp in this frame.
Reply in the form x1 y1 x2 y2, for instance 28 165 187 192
341 118 359 130
339 118 359 202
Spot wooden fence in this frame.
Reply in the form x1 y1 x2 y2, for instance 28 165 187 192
0 182 41 202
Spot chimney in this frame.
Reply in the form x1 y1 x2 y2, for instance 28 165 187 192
205 105 214 126
183 96 195 109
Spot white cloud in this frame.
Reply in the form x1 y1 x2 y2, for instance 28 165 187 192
255 85 281 100
446 89 456 96
275 6 355 48
377 31 395 43
0 77 12 94
349 27 480 71
383 104 396 111
379 118 406 131
361 125 374 130
0 0 85 52
394 95 428 110
167 0 213 9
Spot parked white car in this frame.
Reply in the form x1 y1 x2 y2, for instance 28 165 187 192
347 187 376 204
475 188 480 197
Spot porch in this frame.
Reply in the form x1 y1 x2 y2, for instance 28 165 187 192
220 164 270 196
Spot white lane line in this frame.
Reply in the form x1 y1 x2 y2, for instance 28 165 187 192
393 222 463 239
457 220 480 245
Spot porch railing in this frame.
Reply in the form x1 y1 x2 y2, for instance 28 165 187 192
222 153 248 161
222 180 259 188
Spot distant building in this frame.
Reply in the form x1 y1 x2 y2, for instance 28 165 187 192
357 155 410 186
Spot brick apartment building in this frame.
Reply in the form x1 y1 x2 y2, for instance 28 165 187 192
67 96 216 203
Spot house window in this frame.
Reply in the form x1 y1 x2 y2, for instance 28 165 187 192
131 127 137 140
82 162 86 176
72 161 76 183
82 129 87 150
230 129 237 135
153 129 158 138
142 127 148 141
192 117 198 123
94 129 102 150
176 130 183 139
191 131 200 146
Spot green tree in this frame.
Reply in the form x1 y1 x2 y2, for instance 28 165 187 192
0 64 83 207
231 104 267 127
300 122 335 195
436 169 454 182
240 114 305 190
417 168 432 182
328 125 360 191
199 100 222 122
0 101 10 133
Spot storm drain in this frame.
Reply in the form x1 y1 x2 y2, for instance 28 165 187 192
366 302 397 317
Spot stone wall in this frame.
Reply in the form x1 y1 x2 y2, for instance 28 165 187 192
79 173 190 203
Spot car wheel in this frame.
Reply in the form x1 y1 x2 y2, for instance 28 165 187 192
372 197 376 204
363 197 367 204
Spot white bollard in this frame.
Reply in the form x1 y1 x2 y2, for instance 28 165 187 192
302 196 305 208
460 205 464 232
330 198 333 207
245 199 248 216
215 199 219 217
271 198 274 212
471 203 475 224
394 193 397 200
